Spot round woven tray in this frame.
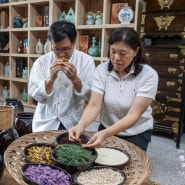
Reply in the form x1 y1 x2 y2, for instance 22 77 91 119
4 130 152 185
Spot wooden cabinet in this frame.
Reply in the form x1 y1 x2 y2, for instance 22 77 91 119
140 0 185 146
0 0 143 108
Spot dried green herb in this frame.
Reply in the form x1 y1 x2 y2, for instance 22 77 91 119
54 144 95 165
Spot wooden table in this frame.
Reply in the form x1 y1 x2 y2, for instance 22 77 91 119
4 130 152 185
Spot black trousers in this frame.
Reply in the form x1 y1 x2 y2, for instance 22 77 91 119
58 122 66 130
98 124 153 151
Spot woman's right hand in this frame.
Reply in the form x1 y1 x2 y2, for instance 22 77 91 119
68 125 85 142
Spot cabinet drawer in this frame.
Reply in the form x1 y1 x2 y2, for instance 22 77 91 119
158 77 182 92
145 48 183 63
152 91 181 133
150 63 184 77
141 12 185 33
143 0 185 12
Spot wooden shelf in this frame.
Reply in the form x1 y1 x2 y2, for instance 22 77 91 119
0 0 143 108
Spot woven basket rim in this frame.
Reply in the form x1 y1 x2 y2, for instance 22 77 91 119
0 105 14 110
0 105 14 129
4 131 152 185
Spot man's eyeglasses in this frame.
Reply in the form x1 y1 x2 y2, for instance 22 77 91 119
51 46 72 54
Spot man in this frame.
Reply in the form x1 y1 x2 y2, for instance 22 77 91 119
28 21 95 132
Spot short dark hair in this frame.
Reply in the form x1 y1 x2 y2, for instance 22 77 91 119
48 21 77 43
108 27 148 76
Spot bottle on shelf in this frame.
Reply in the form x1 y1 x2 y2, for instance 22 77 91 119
17 40 24 54
35 39 44 54
4 62 10 77
23 38 28 54
22 88 28 102
22 67 28 79
44 39 51 54
88 37 98 57
97 40 101 57
2 86 8 99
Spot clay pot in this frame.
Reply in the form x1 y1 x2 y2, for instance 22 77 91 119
3 98 24 116
0 128 19 156
14 112 33 137
0 153 4 180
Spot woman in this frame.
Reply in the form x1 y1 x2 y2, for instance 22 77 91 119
69 27 158 151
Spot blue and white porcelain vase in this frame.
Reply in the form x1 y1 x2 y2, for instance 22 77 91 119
95 11 102 25
86 12 94 25
13 14 23 28
118 5 134 24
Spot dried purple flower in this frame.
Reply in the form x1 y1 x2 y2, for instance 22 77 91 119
23 164 71 185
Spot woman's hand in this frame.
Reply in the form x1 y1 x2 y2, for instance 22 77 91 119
82 130 107 148
68 125 85 142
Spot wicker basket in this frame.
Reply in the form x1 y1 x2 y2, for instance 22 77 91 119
4 130 152 185
0 105 14 130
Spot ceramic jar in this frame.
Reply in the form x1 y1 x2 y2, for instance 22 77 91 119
3 98 24 117
13 14 23 28
95 11 102 25
44 39 51 54
35 39 43 54
86 12 94 25
14 112 33 137
2 86 8 99
0 128 19 156
118 5 134 24
0 153 4 180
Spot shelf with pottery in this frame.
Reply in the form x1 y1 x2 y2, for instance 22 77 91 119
0 0 52 107
0 0 143 108
75 0 143 61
